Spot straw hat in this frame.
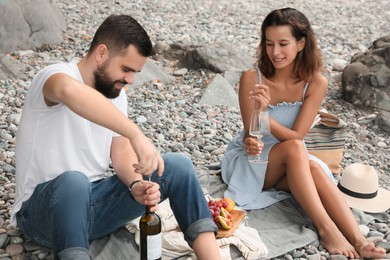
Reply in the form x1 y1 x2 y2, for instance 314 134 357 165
337 163 390 213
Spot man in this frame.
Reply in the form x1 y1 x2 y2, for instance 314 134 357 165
12 14 220 260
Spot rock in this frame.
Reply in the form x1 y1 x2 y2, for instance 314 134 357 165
328 255 348 260
0 234 8 248
0 56 27 81
341 35 390 132
223 70 242 87
378 110 390 132
173 68 188 76
0 0 66 53
179 42 253 73
132 58 171 88
332 58 348 71
307 254 321 260
5 243 23 257
199 74 239 107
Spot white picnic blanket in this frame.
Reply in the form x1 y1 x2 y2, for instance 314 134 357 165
125 197 268 260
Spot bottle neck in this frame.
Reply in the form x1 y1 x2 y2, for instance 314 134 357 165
145 205 153 213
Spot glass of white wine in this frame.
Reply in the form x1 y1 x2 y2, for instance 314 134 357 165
248 109 270 163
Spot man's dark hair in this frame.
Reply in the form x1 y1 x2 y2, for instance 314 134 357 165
88 14 154 57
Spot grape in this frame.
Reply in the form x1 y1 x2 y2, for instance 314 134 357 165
221 200 228 208
208 200 216 207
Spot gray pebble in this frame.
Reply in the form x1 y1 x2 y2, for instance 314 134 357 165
1 0 390 259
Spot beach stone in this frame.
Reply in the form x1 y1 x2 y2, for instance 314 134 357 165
0 234 7 248
135 116 147 124
37 251 50 259
368 230 385 238
173 68 188 76
307 254 321 260
377 241 390 252
367 236 384 244
328 255 348 260
9 254 23 260
5 243 23 256
332 58 348 71
374 223 390 233
292 250 305 258
6 229 20 237
22 240 41 252
0 0 66 53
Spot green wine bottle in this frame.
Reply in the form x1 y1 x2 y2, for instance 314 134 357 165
139 205 162 260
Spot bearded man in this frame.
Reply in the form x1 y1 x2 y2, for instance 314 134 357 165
12 14 220 260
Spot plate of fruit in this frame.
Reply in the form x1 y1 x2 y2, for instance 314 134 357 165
207 197 246 238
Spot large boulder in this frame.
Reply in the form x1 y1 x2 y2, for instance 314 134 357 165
178 42 253 73
342 35 390 132
0 0 66 53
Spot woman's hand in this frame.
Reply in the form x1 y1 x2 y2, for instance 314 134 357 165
249 84 271 111
244 136 264 155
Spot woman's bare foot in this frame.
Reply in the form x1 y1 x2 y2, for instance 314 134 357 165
355 241 386 259
318 225 359 258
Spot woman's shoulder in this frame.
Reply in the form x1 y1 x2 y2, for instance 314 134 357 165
309 73 328 87
305 73 328 98
241 68 258 78
240 68 259 85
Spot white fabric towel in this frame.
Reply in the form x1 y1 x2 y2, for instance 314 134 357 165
126 198 268 259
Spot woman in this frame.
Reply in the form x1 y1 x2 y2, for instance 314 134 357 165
221 7 385 258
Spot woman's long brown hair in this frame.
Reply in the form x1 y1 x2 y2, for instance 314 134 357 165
256 8 323 82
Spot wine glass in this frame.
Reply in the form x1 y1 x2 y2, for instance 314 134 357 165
248 109 271 163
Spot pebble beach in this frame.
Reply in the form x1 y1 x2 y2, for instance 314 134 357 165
1 0 390 259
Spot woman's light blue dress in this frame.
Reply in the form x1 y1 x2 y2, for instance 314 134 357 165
221 68 334 210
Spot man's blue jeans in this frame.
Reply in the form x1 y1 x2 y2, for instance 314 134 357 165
16 153 217 259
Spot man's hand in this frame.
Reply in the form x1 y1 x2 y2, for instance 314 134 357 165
130 180 161 211
130 134 164 177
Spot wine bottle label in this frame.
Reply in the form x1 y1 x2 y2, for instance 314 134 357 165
146 233 162 259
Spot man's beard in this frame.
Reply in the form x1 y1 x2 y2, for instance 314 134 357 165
94 62 125 99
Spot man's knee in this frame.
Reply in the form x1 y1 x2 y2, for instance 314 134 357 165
53 171 91 200
163 153 194 174
57 171 89 187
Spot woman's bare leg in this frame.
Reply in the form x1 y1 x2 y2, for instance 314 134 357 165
309 161 385 258
264 140 359 258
